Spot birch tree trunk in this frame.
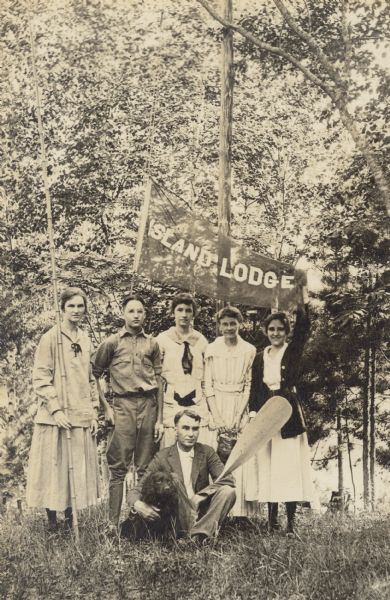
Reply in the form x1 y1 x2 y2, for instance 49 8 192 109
216 0 234 320
369 345 376 511
345 415 356 512
363 339 370 510
337 406 344 511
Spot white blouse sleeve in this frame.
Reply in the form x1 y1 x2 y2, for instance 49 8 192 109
204 352 215 399
241 347 256 405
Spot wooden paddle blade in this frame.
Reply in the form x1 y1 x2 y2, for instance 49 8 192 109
218 396 292 480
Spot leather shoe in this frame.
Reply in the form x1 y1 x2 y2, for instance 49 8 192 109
190 533 210 547
177 533 210 548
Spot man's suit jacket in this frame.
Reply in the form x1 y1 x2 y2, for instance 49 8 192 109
128 443 235 507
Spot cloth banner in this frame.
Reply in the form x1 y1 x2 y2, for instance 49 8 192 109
137 183 302 308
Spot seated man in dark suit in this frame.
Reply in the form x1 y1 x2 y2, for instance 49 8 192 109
127 409 236 544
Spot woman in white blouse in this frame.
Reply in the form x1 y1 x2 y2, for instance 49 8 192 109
157 293 212 447
204 306 257 517
249 284 314 535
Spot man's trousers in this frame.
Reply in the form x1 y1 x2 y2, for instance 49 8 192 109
107 393 157 525
176 478 236 539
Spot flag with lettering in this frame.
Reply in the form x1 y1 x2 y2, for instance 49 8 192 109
137 182 302 308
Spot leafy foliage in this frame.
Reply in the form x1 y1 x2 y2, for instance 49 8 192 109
0 0 388 500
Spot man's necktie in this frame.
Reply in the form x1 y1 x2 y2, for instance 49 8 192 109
182 341 193 375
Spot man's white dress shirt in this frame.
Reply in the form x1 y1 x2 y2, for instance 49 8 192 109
177 444 195 499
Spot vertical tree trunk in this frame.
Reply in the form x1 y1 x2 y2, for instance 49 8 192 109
217 0 233 318
337 406 344 510
369 345 376 511
218 0 233 239
362 340 370 510
345 415 356 513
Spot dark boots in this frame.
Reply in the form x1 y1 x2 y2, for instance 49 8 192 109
267 502 279 532
286 502 297 534
46 509 58 532
64 506 73 531
46 507 73 532
267 502 297 534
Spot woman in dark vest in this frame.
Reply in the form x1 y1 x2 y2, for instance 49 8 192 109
249 280 314 535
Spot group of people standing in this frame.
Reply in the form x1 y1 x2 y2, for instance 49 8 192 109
26 284 314 541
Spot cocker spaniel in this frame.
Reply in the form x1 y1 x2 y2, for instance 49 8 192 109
120 470 179 541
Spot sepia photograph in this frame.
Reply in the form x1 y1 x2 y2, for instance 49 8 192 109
1 0 389 598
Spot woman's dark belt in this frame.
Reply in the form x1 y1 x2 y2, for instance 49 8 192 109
265 387 306 439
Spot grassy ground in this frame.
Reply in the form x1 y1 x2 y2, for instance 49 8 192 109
0 506 389 600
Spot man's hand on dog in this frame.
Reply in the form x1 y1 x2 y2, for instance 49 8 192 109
133 500 161 521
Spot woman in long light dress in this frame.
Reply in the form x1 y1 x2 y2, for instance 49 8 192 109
204 306 258 517
26 287 100 531
156 293 213 447
249 283 314 534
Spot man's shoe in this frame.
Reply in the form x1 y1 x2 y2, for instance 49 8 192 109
177 533 210 548
190 533 210 547
286 529 302 541
176 536 192 549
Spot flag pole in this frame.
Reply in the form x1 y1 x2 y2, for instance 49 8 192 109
217 0 234 321
218 0 233 240
28 8 80 542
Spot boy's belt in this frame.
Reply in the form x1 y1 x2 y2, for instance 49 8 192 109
115 389 156 398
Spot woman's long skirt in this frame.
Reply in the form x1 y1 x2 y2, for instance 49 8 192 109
256 431 314 502
26 424 100 511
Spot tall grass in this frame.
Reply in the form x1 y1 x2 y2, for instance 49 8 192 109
1 506 389 600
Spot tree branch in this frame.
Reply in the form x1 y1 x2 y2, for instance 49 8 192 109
196 0 390 212
334 97 390 213
302 0 312 32
196 0 336 99
341 0 352 88
272 0 345 89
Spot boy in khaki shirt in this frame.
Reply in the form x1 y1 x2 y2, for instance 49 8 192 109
93 295 163 526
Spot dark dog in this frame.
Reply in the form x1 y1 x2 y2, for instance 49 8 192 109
120 470 179 541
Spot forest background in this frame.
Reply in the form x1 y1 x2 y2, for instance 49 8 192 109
0 0 389 516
